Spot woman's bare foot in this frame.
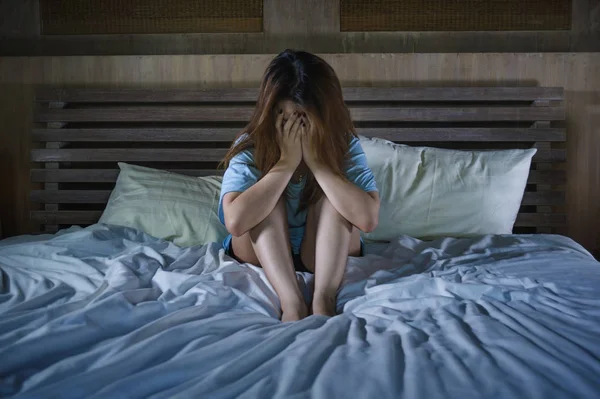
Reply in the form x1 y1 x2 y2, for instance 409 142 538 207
281 299 309 322
312 293 337 317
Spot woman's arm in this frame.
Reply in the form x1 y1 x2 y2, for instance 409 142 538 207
311 166 380 233
223 111 305 237
222 159 296 237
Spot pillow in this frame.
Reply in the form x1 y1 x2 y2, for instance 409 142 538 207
99 163 228 247
359 136 536 241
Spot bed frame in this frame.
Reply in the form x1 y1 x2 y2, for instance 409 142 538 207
30 87 566 235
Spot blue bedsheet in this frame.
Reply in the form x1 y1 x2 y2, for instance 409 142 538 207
1 224 599 398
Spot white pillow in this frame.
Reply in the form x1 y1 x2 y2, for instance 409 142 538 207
99 163 228 247
360 136 536 241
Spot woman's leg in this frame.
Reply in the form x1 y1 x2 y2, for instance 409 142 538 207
231 195 308 322
300 195 361 316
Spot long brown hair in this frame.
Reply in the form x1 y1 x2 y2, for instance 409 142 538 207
220 49 356 213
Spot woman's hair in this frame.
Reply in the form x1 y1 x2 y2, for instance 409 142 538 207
220 49 356 213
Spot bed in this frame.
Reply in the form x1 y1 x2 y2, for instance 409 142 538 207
1 87 599 398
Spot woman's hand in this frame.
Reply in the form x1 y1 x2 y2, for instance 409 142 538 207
300 118 320 170
276 111 303 168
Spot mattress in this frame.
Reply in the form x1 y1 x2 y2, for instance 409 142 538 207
1 224 599 398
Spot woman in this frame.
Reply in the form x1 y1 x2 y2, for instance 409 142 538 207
218 50 380 322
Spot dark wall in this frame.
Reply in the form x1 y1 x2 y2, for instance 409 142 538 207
1 0 599 55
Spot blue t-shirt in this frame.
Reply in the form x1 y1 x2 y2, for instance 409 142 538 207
218 134 378 254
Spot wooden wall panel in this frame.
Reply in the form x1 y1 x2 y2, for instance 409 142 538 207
341 0 572 32
39 0 263 34
0 53 599 253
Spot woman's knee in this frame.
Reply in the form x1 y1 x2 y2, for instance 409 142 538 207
233 195 288 265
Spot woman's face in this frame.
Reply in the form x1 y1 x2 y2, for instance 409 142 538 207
276 99 305 126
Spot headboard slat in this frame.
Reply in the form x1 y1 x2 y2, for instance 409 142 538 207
31 148 229 163
34 106 565 123
30 148 565 163
32 127 566 143
31 169 221 182
30 169 566 185
35 87 564 103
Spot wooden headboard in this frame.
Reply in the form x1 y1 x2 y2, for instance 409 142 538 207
31 87 566 234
